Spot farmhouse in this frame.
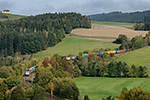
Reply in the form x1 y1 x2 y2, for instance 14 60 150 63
3 10 10 14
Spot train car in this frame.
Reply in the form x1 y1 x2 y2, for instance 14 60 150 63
70 57 72 60
94 52 99 55
128 49 132 51
33 65 38 68
113 51 116 53
75 56 77 59
99 52 103 55
66 57 71 60
72 56 76 60
88 53 92 56
31 67 35 72
83 54 88 57
116 50 120 53
119 50 125 53
106 51 113 54
125 49 128 52
76 55 79 59
29 68 32 73
25 65 38 76
25 70 30 76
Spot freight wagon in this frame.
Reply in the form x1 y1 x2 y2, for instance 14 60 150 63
65 49 132 61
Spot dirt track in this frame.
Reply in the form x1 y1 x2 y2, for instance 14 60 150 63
71 24 148 39
8 17 22 20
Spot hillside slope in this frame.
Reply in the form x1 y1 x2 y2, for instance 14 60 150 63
115 46 150 67
88 10 150 23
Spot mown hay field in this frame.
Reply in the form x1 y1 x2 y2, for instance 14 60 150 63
71 21 148 39
34 37 119 58
76 77 150 100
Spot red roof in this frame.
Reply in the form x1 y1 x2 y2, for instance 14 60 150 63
3 10 10 12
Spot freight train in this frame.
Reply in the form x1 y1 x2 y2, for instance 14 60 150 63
25 65 38 76
66 48 132 60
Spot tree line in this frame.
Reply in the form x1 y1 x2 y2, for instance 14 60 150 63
133 22 150 31
114 32 150 50
73 51 148 78
88 10 150 23
0 12 91 57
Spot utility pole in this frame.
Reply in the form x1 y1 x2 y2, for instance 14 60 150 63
82 89 84 100
21 64 25 82
51 82 52 100
106 30 108 37
31 74 33 84
79 42 80 50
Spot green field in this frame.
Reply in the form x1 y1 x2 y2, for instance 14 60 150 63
1 13 27 17
126 27 133 30
91 21 133 26
34 37 119 58
115 47 150 67
76 77 150 100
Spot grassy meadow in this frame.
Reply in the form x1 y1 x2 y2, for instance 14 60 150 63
76 77 150 100
34 36 120 58
115 47 150 67
1 13 27 17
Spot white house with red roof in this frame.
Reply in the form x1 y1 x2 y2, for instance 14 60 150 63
3 10 10 14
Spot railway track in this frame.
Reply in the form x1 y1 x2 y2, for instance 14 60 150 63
23 73 64 100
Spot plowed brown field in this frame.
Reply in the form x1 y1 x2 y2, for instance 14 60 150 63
71 24 148 39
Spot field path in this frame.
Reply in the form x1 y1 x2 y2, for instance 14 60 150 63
71 24 148 39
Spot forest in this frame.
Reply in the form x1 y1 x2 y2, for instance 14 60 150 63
0 12 91 57
88 10 150 23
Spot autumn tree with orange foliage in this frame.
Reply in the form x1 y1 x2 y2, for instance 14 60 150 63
62 59 75 76
42 58 50 68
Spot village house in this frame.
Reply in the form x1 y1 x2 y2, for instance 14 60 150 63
3 10 10 14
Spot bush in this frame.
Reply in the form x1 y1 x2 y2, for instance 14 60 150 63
53 77 79 99
116 34 127 44
84 94 90 100
118 87 150 100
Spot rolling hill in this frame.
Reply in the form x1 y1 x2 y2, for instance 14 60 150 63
87 10 150 23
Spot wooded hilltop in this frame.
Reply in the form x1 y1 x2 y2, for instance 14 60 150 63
88 10 150 23
0 12 91 57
